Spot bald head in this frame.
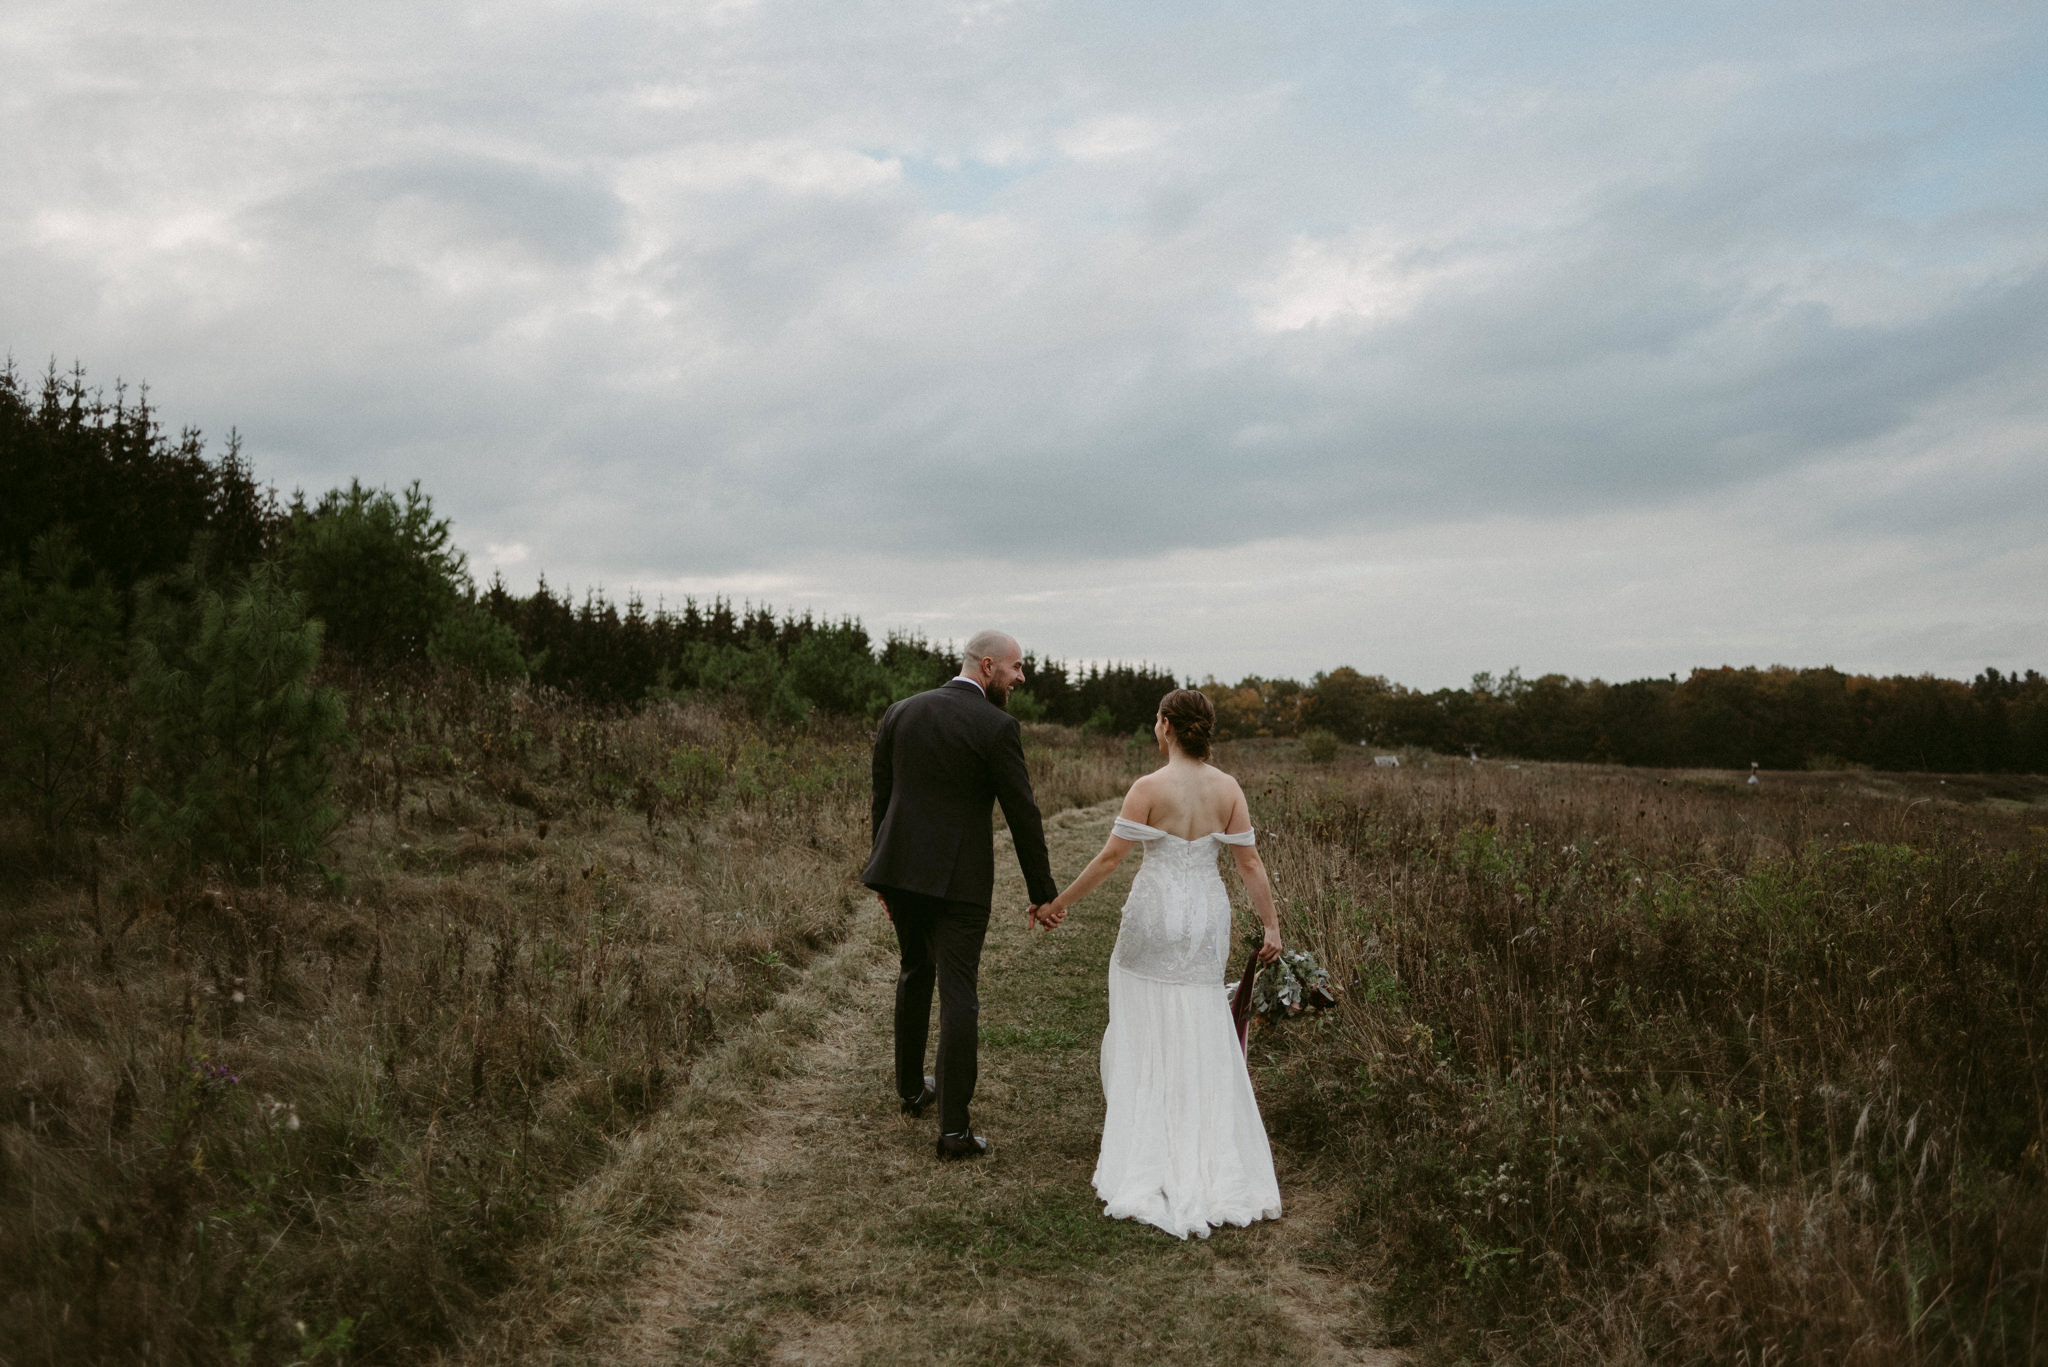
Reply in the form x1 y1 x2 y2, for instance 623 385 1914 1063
961 630 1018 675
958 630 1026 704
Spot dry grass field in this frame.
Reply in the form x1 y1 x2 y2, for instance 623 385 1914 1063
0 684 1142 1366
4 687 2043 1365
1235 747 2048 1364
458 801 1394 1367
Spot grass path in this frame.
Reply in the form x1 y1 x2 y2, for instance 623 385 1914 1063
603 802 1401 1366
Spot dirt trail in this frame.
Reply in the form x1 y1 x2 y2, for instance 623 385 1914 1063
606 802 1403 1366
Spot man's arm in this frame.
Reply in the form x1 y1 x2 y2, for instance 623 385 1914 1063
871 704 897 841
989 716 1058 906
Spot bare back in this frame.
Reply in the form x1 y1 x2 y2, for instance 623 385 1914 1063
1121 757 1249 842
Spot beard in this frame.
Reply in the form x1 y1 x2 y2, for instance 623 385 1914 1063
987 680 1012 707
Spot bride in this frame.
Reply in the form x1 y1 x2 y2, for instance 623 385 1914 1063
1034 688 1284 1238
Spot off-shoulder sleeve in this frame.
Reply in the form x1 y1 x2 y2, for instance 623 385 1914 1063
1214 827 1256 846
1111 817 1163 842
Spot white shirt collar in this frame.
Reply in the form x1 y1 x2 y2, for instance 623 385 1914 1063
951 675 986 695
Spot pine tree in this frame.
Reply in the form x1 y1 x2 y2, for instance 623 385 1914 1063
130 556 349 875
281 479 466 665
0 528 124 847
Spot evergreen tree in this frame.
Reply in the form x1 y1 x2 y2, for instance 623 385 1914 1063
281 480 466 665
428 604 529 682
130 556 349 875
0 528 125 846
0 361 274 595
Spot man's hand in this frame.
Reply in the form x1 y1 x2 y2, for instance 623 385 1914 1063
877 893 892 923
1031 901 1067 930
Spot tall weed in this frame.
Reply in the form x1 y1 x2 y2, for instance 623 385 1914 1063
1237 750 2046 1363
0 683 1146 1365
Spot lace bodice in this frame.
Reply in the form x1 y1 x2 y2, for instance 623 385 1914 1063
1108 819 1255 986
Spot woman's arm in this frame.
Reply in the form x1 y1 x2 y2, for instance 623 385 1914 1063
1231 843 1283 963
1032 780 1149 930
1032 833 1133 929
1224 785 1283 963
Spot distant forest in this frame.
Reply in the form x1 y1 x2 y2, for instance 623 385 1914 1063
1202 665 2048 774
0 362 1178 739
5 359 2044 788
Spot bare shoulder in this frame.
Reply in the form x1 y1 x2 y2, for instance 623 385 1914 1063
1119 771 1157 820
1202 761 1246 797
1208 766 1251 828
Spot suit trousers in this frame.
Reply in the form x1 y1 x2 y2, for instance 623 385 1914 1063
879 888 990 1136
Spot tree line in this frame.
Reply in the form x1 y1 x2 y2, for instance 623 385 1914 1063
4 357 2040 877
0 361 1181 871
1207 662 2048 774
471 575 1177 732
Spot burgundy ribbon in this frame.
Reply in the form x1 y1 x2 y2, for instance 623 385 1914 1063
1230 945 1261 1056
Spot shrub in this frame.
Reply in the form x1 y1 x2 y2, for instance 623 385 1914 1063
0 528 125 847
429 604 529 682
282 480 466 665
783 621 895 718
686 640 810 727
129 557 350 874
1298 727 1339 763
1005 688 1046 722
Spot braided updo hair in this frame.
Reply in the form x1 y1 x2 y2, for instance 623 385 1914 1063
1158 688 1216 760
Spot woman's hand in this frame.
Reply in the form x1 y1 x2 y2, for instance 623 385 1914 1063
1030 899 1067 930
1256 924 1282 964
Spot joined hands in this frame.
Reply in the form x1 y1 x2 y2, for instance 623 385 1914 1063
1028 901 1067 931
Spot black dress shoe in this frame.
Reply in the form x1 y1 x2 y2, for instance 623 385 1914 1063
936 1130 989 1160
901 1076 937 1117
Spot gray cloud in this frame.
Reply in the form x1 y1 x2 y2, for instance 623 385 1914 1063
279 159 628 266
3 0 2044 681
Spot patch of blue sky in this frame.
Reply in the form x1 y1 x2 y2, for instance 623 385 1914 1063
896 155 1038 215
1865 65 2048 228
1352 0 1729 72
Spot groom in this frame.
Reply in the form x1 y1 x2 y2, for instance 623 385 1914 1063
864 629 1059 1158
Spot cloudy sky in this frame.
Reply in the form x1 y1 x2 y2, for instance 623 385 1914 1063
5 0 2045 686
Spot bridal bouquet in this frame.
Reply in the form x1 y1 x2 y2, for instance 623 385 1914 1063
1250 947 1338 1019
1230 941 1337 1053
1245 959 1343 1020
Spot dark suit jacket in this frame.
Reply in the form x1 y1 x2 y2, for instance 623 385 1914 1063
863 680 1059 908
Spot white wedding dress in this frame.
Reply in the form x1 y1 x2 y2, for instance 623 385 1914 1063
1093 817 1283 1238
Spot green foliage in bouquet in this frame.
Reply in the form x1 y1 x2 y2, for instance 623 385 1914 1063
1249 945 1338 1020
